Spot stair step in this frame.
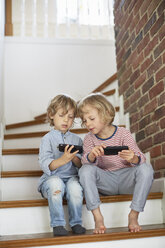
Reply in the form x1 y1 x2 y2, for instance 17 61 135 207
6 119 46 130
4 128 88 139
0 224 165 248
0 193 163 235
0 192 162 208
2 148 39 155
6 105 120 130
1 170 43 177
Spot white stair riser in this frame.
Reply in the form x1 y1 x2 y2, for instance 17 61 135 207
2 154 40 171
2 177 42 200
0 199 163 235
2 176 160 201
3 133 87 148
29 237 165 248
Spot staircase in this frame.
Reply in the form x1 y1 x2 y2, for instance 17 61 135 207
0 75 165 248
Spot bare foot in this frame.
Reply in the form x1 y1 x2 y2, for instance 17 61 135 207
128 210 142 232
92 207 106 234
93 219 106 234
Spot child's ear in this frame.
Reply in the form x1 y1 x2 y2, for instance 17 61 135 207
49 113 54 119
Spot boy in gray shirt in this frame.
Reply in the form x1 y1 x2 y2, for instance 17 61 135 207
38 94 85 236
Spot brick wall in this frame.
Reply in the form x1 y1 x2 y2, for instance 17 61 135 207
114 0 165 178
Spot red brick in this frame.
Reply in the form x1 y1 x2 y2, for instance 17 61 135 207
142 77 154 94
125 31 135 48
153 105 165 121
137 33 150 54
130 90 141 104
158 24 165 41
140 0 152 17
133 0 145 17
149 81 164 100
141 55 153 73
163 52 165 64
119 80 130 95
150 145 161 158
162 143 165 155
132 52 144 70
144 36 158 57
154 157 165 170
130 123 139 133
154 130 165 144
137 93 149 108
147 56 162 78
144 98 157 115
136 13 147 34
139 115 151 129
130 69 140 84
148 0 160 17
130 13 140 33
130 112 140 124
144 12 156 35
158 92 165 106
157 0 165 17
139 137 153 151
120 67 132 82
135 72 146 89
160 118 165 129
150 12 164 37
145 123 159 136
154 38 165 59
156 66 165 82
127 49 138 66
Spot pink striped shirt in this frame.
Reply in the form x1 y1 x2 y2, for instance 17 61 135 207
81 126 146 171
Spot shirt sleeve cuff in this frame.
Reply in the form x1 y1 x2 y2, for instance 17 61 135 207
131 156 141 165
87 153 96 163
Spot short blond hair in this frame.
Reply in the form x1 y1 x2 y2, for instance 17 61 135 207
78 93 115 126
47 94 77 126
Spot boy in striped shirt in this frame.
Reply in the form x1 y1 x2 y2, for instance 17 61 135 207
78 93 154 234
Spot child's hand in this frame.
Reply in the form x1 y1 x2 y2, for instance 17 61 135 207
88 144 106 163
119 149 139 164
62 145 79 164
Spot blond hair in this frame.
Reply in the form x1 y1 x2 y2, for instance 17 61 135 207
78 93 115 126
47 94 77 126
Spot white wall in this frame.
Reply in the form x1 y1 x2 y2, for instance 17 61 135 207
0 0 4 123
4 37 117 124
0 0 5 201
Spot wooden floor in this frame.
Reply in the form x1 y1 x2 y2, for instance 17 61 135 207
0 224 165 248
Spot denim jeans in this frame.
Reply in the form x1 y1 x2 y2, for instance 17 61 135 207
41 176 84 227
79 163 154 212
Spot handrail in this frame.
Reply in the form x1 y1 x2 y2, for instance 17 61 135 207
5 0 13 36
34 72 118 120
92 73 117 93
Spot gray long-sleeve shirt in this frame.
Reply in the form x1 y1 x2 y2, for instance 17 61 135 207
38 129 83 192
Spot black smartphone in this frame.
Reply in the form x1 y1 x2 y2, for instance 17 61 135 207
58 144 83 154
104 146 129 155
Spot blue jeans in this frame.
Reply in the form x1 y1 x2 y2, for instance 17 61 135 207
41 176 84 227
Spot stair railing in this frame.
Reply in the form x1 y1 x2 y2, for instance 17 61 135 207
5 0 114 39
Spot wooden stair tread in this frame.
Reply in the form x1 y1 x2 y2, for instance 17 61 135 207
2 148 39 155
0 192 162 208
4 128 88 139
6 106 120 130
4 125 126 140
6 119 46 130
1 170 43 177
0 224 165 248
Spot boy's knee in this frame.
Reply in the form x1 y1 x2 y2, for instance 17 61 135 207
46 176 64 196
79 164 95 179
138 163 154 181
